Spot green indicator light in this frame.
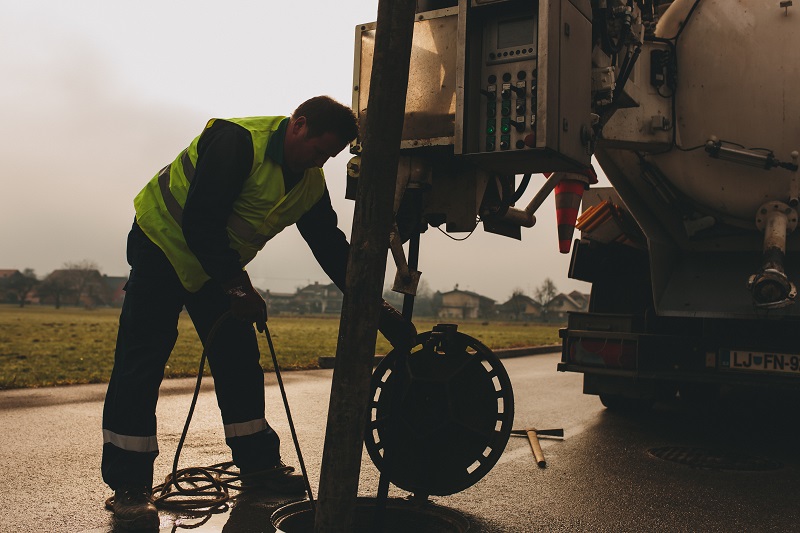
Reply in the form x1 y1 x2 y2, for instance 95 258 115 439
487 124 496 135
500 124 510 134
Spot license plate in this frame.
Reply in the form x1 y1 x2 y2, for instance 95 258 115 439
720 350 800 375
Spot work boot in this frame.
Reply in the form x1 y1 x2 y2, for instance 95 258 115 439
111 487 159 530
239 461 306 494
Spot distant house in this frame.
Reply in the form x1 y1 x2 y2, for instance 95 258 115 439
0 269 19 280
497 293 541 321
435 286 495 320
546 292 590 321
568 290 589 310
37 269 119 308
102 275 128 307
0 270 22 303
292 282 343 315
264 290 297 315
0 269 35 305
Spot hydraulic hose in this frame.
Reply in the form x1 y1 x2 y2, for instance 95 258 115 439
263 326 315 510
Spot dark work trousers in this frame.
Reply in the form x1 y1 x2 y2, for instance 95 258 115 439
102 221 281 491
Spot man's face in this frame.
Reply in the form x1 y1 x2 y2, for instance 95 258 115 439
284 117 348 173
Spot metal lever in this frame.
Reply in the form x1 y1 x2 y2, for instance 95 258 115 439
389 224 422 295
511 428 564 468
498 171 567 227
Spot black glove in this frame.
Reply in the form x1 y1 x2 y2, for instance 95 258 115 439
222 271 267 332
378 300 417 349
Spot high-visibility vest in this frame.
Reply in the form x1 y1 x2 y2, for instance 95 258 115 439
133 116 326 292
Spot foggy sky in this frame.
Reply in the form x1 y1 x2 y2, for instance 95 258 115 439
1 1 591 302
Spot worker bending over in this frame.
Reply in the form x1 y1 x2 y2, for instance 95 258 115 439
102 96 415 530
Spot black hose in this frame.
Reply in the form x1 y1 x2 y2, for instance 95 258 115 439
162 312 234 510
510 174 532 204
672 0 704 41
613 44 641 103
108 312 315 515
263 327 316 510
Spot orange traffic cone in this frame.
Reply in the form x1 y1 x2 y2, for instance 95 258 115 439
554 178 586 254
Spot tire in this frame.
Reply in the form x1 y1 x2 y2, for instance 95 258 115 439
599 394 654 412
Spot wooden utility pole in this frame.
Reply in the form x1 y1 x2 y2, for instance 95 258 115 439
314 0 417 531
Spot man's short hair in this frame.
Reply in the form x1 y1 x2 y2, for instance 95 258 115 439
292 96 358 143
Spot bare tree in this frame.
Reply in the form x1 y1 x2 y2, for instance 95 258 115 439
0 269 38 307
63 260 102 307
37 273 75 309
382 278 435 317
507 287 528 320
416 278 432 299
38 260 103 308
430 290 443 318
532 278 558 322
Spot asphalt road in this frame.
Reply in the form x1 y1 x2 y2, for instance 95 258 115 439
1 351 799 532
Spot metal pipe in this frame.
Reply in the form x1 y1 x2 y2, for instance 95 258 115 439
315 1 417 530
523 172 565 218
748 202 798 308
374 189 422 532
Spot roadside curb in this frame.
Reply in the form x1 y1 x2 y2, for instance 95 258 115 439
0 347 561 408
317 344 561 369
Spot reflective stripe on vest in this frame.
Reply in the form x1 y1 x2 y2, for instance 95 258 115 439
157 166 182 225
133 116 326 292
157 165 284 249
181 149 195 183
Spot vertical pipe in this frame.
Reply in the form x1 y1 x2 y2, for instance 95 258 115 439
402 189 423 321
763 210 788 271
372 188 423 531
314 1 417 531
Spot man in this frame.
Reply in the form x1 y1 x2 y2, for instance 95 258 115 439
102 96 415 530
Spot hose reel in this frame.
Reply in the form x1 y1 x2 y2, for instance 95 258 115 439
365 324 515 496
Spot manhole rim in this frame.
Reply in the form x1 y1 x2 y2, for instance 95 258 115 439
271 497 470 533
647 445 782 471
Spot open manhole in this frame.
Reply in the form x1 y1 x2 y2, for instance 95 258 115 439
271 497 470 533
648 446 782 471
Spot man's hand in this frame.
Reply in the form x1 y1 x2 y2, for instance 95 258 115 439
222 272 267 332
378 300 417 349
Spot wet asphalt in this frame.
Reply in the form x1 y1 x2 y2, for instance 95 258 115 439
2 350 799 533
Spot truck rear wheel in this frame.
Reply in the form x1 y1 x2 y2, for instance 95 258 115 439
599 394 654 412
678 383 720 405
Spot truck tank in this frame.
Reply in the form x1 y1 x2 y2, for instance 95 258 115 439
561 0 800 406
593 0 800 317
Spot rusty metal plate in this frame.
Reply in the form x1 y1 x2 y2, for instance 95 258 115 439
354 8 458 148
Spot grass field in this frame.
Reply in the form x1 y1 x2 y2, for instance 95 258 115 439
0 305 561 389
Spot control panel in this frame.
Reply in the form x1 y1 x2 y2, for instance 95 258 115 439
479 13 538 154
457 0 592 174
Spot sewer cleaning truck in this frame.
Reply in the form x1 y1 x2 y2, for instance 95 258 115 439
353 0 800 409
556 0 800 408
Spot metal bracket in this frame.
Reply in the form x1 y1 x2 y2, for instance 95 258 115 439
389 224 421 295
